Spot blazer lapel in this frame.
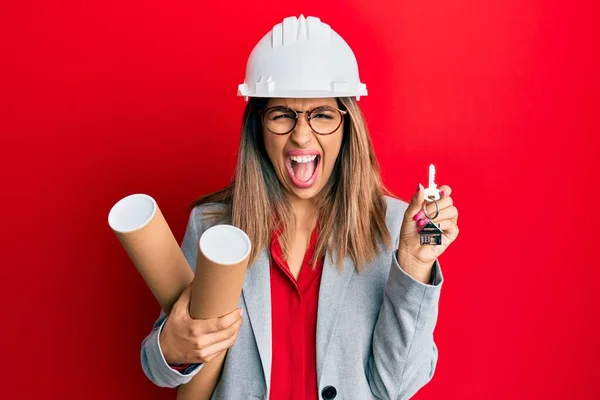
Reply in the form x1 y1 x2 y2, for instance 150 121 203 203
315 250 356 382
241 248 272 393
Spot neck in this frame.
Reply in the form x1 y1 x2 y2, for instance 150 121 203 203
288 196 318 231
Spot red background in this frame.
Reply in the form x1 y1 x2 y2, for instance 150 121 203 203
1 0 598 398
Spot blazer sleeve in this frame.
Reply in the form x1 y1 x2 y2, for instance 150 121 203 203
366 252 443 399
140 207 204 387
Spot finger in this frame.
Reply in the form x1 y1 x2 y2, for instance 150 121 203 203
428 206 458 224
437 219 460 241
406 183 426 222
207 308 243 333
438 184 452 198
196 315 242 349
195 323 242 363
422 197 453 218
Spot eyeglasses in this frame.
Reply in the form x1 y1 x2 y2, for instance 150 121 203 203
261 105 347 135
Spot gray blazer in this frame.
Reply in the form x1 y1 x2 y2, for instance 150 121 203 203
141 196 443 399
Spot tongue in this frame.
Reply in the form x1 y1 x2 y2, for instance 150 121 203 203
292 159 316 182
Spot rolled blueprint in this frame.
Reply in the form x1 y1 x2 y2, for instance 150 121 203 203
178 224 251 400
108 194 193 314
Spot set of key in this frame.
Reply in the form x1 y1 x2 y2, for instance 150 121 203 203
419 163 443 246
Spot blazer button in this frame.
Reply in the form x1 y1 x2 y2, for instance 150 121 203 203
321 386 337 399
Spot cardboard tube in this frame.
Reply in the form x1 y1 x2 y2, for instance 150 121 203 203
108 194 193 314
190 224 251 318
109 195 251 399
178 225 251 400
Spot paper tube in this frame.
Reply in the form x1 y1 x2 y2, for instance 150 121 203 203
109 194 251 399
177 225 251 400
108 194 193 314
190 224 251 318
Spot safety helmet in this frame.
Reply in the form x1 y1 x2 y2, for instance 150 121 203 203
237 15 367 100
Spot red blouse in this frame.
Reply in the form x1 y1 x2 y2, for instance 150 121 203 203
269 226 324 400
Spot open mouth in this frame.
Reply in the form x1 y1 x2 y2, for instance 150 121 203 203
285 154 321 189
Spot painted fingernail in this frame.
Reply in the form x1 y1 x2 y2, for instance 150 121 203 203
240 309 244 317
417 218 428 228
440 190 446 197
413 210 426 221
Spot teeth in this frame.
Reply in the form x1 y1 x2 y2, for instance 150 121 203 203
289 155 317 163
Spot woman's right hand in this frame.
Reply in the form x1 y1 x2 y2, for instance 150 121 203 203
159 284 243 365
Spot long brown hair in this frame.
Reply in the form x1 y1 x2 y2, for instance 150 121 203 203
190 97 395 272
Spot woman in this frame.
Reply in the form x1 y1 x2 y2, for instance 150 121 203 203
141 15 459 400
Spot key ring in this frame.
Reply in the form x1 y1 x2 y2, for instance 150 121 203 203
423 199 439 220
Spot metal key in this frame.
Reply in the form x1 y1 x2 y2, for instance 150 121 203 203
423 164 440 202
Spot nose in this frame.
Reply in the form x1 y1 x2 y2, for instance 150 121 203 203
290 113 314 147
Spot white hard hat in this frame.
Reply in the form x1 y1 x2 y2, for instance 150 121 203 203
237 15 368 100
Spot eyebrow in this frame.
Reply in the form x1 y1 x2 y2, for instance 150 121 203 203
270 104 335 110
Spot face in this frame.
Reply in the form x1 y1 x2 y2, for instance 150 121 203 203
262 97 344 202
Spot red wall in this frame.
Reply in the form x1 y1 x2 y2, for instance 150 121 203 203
1 0 598 398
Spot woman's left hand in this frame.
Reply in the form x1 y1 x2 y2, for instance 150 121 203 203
397 183 459 283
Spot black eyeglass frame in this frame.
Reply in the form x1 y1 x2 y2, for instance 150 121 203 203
260 105 348 136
